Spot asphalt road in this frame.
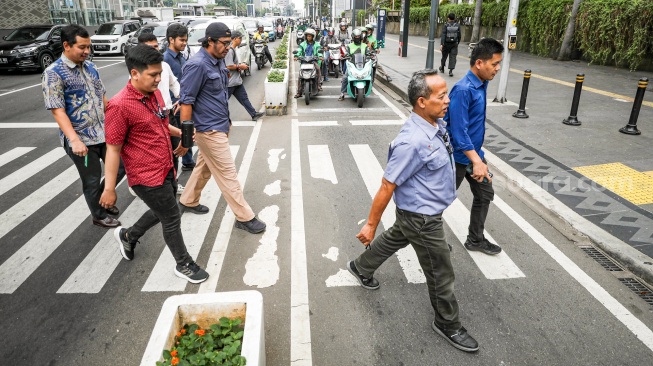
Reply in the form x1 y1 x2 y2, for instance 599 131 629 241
0 38 652 366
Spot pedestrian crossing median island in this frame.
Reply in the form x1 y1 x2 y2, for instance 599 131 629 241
265 69 288 116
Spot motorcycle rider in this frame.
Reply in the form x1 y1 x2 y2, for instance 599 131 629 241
253 25 273 65
294 28 323 98
339 28 368 101
320 27 338 81
297 21 307 32
337 21 349 42
365 24 379 52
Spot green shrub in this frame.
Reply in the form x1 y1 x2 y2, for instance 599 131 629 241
272 60 287 68
267 70 285 82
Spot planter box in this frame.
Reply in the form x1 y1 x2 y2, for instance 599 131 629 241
264 69 289 115
141 291 265 366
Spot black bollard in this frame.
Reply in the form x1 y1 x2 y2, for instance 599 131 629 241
562 73 585 126
619 77 649 135
513 69 532 118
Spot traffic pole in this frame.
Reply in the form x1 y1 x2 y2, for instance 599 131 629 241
493 0 521 103
512 69 531 118
619 77 649 135
562 73 585 126
425 0 440 69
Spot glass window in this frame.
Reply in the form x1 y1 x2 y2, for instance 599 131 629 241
97 23 123 35
5 27 50 41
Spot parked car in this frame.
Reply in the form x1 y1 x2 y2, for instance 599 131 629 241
187 18 252 73
241 18 259 37
91 20 140 55
257 19 276 42
0 24 94 71
125 22 170 53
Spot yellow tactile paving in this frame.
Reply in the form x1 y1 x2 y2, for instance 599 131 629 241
574 163 653 205
645 171 653 178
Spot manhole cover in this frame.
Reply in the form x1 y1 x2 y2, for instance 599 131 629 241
619 278 653 306
580 246 624 271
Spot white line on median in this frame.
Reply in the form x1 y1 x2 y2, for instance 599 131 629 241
290 119 313 366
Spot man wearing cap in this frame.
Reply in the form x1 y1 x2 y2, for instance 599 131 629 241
225 31 264 121
178 22 266 234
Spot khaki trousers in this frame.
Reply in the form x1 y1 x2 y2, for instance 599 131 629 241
179 131 255 222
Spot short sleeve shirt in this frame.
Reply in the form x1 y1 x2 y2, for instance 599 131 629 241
383 113 457 216
225 48 243 87
42 54 106 146
105 82 174 187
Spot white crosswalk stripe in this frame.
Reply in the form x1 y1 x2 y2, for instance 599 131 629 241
0 148 66 196
0 147 36 168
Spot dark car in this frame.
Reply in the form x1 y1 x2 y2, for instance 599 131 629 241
125 22 170 53
0 25 69 71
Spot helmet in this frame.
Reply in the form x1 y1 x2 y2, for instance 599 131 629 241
327 27 334 36
365 24 374 31
351 28 362 45
339 22 347 29
359 26 367 36
304 28 316 39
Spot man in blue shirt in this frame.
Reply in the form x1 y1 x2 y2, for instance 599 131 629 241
445 38 504 255
178 22 266 234
163 23 196 172
349 69 479 353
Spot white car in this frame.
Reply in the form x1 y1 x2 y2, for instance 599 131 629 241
91 20 140 55
187 18 252 74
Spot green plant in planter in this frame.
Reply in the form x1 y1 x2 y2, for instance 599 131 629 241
157 318 246 366
267 70 285 82
272 60 287 69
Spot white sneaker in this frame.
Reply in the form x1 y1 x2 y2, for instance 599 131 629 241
177 184 185 195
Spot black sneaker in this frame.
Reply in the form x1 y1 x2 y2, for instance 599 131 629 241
252 112 265 121
235 217 266 234
181 163 196 171
464 238 502 255
179 203 210 215
114 227 137 261
432 322 479 352
174 261 209 284
347 260 379 290
439 66 444 73
449 69 454 77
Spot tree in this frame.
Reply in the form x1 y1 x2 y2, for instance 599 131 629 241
470 0 483 43
557 0 583 61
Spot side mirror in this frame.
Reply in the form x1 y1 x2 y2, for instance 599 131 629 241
94 30 97 34
50 36 61 43
2 36 6 40
292 50 298 55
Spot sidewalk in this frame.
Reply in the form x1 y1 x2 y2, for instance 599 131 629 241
375 33 653 284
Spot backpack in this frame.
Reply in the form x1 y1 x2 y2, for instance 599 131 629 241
445 23 460 43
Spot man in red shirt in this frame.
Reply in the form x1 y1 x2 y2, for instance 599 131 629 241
99 44 208 284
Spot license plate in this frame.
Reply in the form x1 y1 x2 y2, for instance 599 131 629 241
95 45 109 50
0 58 7 64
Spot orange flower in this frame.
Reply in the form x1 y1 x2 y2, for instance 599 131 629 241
170 350 178 357
181 329 186 334
176 332 181 338
171 356 179 365
195 329 206 336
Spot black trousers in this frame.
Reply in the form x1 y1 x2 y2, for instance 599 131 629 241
441 42 459 70
455 159 494 243
63 140 126 220
128 169 192 266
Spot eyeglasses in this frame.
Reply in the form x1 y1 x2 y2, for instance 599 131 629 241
210 38 231 47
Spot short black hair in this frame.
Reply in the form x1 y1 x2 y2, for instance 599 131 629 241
138 32 158 44
166 23 188 43
60 25 89 47
448 13 456 21
125 44 163 74
408 69 439 107
470 38 504 66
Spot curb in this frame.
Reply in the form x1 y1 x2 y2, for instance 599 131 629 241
374 68 653 285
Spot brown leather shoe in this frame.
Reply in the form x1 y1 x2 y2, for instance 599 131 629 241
93 216 121 228
106 206 120 216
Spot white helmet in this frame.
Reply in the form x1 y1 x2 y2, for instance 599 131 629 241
304 28 316 38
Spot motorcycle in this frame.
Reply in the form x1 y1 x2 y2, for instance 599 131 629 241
294 52 320 105
296 29 304 46
344 52 374 108
253 40 268 70
276 25 284 39
326 44 342 78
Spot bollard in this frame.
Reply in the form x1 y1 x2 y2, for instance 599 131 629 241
619 77 649 135
562 73 585 126
513 69 532 118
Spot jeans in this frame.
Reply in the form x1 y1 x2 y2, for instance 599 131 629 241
128 169 193 266
228 85 257 117
63 140 126 220
355 208 461 331
455 159 495 243
441 42 458 70
340 73 348 94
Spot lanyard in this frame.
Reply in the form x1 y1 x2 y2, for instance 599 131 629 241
140 96 166 120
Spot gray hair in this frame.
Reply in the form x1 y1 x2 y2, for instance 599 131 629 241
408 69 439 107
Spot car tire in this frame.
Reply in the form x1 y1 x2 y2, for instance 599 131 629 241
39 52 55 71
120 43 127 56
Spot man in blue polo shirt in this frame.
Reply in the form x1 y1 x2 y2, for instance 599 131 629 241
445 38 504 256
178 22 266 234
349 69 479 353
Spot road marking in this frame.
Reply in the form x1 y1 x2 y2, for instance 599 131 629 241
318 95 378 98
0 61 125 98
574 162 653 205
372 88 408 119
384 36 653 109
290 119 313 366
198 120 262 293
268 148 285 172
0 148 66 196
492 194 653 352
326 268 360 287
0 147 35 167
443 199 525 279
0 165 78 241
0 123 58 128
243 205 281 288
349 120 404 126
307 145 338 184
142 146 240 292
264 180 281 196
349 144 426 283
297 121 339 126
232 121 257 127
297 107 391 113
320 85 341 89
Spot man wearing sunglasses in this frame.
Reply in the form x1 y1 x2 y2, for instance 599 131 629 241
178 22 266 234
